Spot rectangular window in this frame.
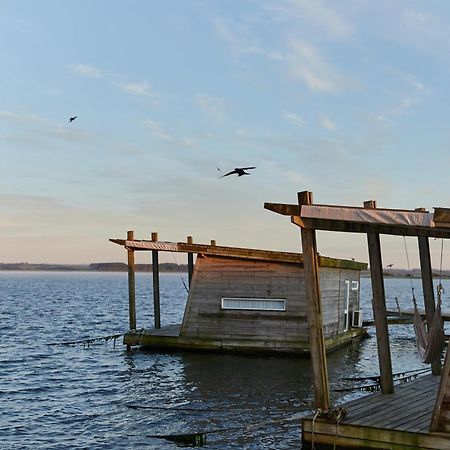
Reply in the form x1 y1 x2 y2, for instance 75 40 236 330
351 280 359 290
221 298 286 311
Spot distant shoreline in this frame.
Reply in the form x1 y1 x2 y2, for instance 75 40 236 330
1 263 450 278
0 263 188 272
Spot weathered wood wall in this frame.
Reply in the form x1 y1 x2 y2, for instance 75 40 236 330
180 255 361 349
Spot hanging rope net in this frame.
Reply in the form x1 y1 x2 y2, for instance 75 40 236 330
404 237 445 364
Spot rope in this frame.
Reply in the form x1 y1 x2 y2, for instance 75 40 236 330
311 409 321 450
310 407 347 450
170 252 189 294
146 409 313 444
438 239 445 307
403 236 417 306
47 332 123 347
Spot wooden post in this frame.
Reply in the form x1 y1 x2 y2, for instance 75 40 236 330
127 230 136 331
418 235 441 375
298 191 330 410
187 236 194 287
151 232 161 329
364 200 394 394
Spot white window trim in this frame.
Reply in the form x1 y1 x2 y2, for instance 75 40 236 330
221 297 286 312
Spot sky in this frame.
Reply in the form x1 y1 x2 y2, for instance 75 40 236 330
2 0 450 268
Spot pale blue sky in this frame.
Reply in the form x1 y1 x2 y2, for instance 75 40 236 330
2 0 450 267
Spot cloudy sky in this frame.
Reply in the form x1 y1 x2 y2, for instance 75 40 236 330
2 0 450 267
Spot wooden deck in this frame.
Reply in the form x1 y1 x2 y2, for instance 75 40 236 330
302 375 450 449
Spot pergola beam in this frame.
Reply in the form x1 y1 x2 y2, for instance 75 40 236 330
267 202 450 238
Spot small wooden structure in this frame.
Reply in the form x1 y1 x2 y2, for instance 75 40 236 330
110 233 367 355
265 191 450 449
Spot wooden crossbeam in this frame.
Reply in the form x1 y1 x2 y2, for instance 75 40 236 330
269 203 450 238
110 238 366 269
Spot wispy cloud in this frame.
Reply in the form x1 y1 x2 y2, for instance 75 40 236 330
67 63 103 78
286 39 354 92
402 73 430 94
282 111 304 127
196 94 226 121
386 9 450 57
120 82 154 97
142 119 173 141
213 18 264 57
319 115 336 131
141 119 199 150
277 0 355 39
0 111 46 123
375 73 431 120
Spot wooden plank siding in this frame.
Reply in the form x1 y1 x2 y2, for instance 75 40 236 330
178 255 364 353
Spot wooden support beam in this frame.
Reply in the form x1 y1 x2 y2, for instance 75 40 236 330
418 235 441 375
187 236 194 287
127 230 136 331
298 191 330 410
364 200 394 394
431 344 450 431
151 232 161 329
264 202 299 216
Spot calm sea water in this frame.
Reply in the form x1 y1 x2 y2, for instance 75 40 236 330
0 272 447 449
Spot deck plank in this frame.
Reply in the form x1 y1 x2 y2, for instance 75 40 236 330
302 375 448 449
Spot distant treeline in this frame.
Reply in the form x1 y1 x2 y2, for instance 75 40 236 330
361 269 450 278
0 262 188 272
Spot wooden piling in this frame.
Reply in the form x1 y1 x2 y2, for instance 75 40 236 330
151 232 161 329
187 236 194 287
298 191 330 410
364 200 394 394
127 230 136 331
418 235 441 375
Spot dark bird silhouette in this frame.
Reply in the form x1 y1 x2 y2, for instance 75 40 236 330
386 263 394 268
220 166 256 178
69 116 78 123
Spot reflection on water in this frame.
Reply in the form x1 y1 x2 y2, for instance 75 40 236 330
0 272 447 449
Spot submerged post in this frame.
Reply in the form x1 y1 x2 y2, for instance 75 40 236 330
187 235 194 287
298 191 330 410
127 230 136 331
151 232 161 329
364 200 394 394
418 234 441 375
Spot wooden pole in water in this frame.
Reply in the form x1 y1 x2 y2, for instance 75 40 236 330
127 230 136 331
298 191 330 410
364 200 394 394
151 232 161 329
418 234 441 375
187 236 194 287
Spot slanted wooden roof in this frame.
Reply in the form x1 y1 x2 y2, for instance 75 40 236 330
265 202 450 238
110 238 367 270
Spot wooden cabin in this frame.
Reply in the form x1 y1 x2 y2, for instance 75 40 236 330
266 190 450 449
110 234 367 355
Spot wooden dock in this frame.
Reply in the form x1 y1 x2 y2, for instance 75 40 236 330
302 374 449 449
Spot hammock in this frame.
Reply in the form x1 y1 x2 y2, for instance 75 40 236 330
403 236 445 364
412 291 445 364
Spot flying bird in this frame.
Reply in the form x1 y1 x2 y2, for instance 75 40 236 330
69 116 78 123
220 166 256 178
